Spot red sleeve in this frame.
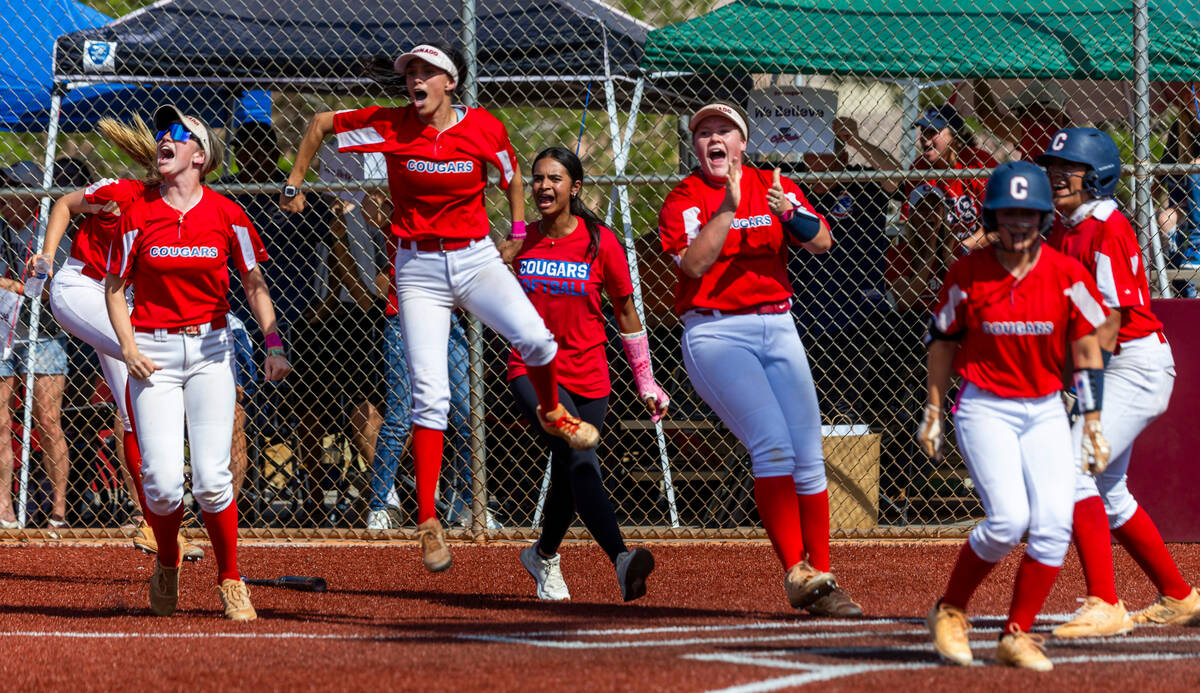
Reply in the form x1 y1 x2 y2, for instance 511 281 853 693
332 106 403 154
109 204 142 278
930 259 967 336
83 178 141 207
227 203 269 273
1065 261 1110 340
598 228 634 299
1093 215 1145 308
658 184 702 262
476 110 518 191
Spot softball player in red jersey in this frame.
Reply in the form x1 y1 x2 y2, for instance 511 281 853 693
282 41 594 573
36 118 202 561
1037 128 1199 636
922 161 1111 671
658 103 862 617
511 147 666 602
106 105 289 622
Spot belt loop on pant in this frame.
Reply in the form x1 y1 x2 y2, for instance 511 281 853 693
153 328 167 342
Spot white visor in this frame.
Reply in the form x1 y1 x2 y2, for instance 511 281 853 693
393 44 459 83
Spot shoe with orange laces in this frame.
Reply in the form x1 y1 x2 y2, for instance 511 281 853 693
538 404 599 450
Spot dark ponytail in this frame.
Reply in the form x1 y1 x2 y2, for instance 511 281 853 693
532 146 608 261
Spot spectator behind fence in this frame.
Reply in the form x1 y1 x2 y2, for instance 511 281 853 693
221 121 333 518
789 116 898 421
972 79 1072 162
358 190 479 531
0 158 89 532
1158 87 1200 270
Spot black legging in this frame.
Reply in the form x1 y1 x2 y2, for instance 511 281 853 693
509 375 626 562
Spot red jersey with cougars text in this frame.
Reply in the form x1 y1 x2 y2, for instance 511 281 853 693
111 187 268 328
903 147 997 238
333 105 517 241
1047 200 1163 344
659 166 826 315
931 246 1108 398
507 218 633 397
78 178 150 276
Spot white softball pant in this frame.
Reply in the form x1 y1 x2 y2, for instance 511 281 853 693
1072 335 1175 528
394 237 556 430
680 310 826 492
49 259 134 428
128 326 236 516
955 383 1076 566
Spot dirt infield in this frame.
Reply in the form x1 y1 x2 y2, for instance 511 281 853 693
1 541 1198 691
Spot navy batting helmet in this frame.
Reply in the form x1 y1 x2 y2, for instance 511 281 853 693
982 161 1054 234
1035 127 1122 198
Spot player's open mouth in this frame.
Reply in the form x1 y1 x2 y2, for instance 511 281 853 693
706 148 726 164
412 88 428 106
536 192 555 209
158 145 176 164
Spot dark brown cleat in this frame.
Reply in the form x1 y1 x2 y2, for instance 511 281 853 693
806 586 864 618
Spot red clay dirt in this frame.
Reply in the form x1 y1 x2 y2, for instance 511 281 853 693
0 541 1198 691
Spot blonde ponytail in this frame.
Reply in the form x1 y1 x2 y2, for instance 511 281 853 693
96 115 162 184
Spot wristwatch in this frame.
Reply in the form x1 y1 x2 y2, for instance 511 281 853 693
282 184 301 198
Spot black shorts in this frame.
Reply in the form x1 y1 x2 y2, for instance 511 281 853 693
290 303 385 426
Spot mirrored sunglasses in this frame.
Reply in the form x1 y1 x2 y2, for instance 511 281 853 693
155 123 193 143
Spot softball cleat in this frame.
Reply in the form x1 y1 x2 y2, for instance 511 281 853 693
538 404 599 450
926 601 972 666
1053 597 1134 638
784 560 835 610
1132 587 1200 626
148 560 181 617
218 579 257 622
996 625 1052 671
417 518 453 573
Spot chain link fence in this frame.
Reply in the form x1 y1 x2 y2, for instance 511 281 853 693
0 0 1196 541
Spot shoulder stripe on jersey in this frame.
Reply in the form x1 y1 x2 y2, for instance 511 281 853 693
116 228 139 276
336 127 386 150
232 225 257 271
1092 251 1120 308
495 150 514 184
1065 280 1108 328
682 206 702 245
84 178 118 196
933 284 967 334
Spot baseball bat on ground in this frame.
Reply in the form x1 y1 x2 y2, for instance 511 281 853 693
241 575 328 592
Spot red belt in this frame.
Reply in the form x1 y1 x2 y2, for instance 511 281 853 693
135 316 228 335
81 264 105 281
399 237 480 252
691 300 792 318
1113 329 1167 355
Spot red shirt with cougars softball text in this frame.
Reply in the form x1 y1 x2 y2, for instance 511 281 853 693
903 147 997 239
77 178 150 276
110 188 268 328
507 218 634 397
1047 201 1163 344
332 105 517 241
659 166 827 315
931 246 1108 399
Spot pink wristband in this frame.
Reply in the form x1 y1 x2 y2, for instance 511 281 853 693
510 220 527 240
264 333 283 350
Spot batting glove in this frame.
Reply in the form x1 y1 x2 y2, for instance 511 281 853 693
1081 419 1111 476
918 402 943 460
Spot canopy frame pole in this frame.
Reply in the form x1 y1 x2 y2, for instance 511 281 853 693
460 0 490 542
19 87 64 528
901 80 920 171
1132 0 1170 297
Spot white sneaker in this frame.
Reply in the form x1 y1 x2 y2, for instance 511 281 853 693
366 509 390 531
520 544 570 600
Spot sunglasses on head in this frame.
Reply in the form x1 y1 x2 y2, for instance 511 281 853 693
155 122 193 143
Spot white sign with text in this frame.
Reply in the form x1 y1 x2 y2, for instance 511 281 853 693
747 86 837 156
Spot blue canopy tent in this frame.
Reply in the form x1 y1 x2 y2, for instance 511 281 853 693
0 0 269 133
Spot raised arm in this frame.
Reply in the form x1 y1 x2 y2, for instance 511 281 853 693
280 111 335 214
32 189 105 272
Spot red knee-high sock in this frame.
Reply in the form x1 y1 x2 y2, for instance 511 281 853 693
412 425 444 524
942 542 998 611
201 504 241 583
145 504 183 568
754 476 805 571
525 359 560 413
1112 506 1191 600
122 431 149 516
1005 553 1061 633
1071 496 1119 604
797 489 831 572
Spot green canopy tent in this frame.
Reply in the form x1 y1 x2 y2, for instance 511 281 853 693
641 0 1200 80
